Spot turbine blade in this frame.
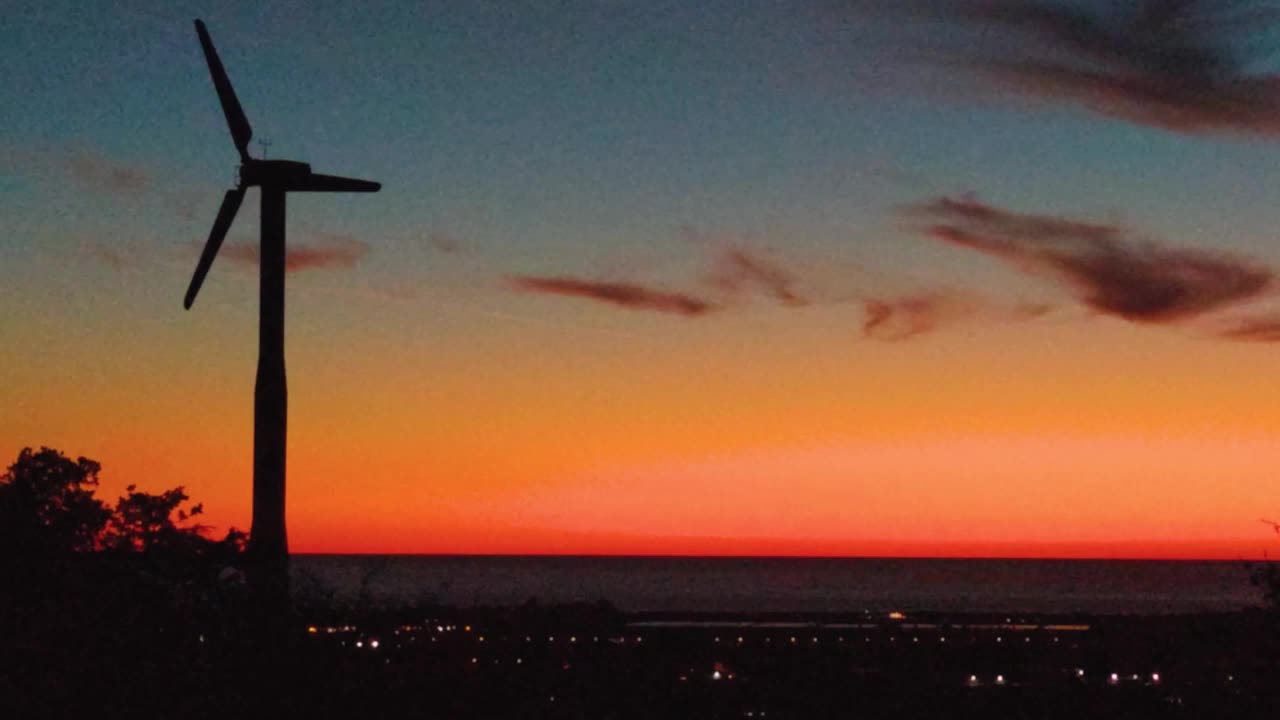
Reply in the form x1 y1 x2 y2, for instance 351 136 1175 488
289 173 381 193
184 188 245 310
195 20 253 161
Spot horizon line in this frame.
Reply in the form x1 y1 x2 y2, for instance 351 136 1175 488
291 551 1268 562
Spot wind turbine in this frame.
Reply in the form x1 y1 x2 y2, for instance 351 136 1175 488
184 19 380 611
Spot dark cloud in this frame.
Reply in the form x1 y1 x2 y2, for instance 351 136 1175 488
66 149 150 195
221 232 370 274
706 246 809 306
507 275 716 316
921 0 1280 135
908 194 1273 324
1218 315 1280 341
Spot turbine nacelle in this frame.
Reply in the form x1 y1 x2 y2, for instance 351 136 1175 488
238 159 380 193
239 159 312 187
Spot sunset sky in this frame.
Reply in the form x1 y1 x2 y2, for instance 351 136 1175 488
4 1 1280 558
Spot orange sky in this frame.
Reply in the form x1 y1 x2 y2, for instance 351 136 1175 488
5 297 1278 559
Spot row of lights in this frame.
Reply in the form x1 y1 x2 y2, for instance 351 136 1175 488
1108 672 1161 685
967 670 1162 687
339 638 1190 693
328 635 1243 694
709 634 1061 645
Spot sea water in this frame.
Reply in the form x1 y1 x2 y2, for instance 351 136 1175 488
291 555 1264 614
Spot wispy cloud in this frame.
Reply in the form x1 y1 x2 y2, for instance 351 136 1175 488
1218 315 1280 342
1011 301 1055 320
285 233 369 272
66 149 150 195
427 231 461 254
896 0 1280 135
82 242 132 271
705 246 810 307
170 189 204 222
907 194 1273 324
221 232 370 274
507 275 717 317
862 291 980 340
511 227 814 317
859 289 1048 340
680 226 816 307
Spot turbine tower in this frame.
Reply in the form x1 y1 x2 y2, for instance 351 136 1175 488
184 19 380 613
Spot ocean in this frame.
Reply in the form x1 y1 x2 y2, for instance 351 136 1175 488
291 556 1265 615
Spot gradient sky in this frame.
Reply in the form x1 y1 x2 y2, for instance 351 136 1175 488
4 1 1280 557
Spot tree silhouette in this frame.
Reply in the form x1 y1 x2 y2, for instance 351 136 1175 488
105 484 206 551
0 448 253 716
0 446 239 556
0 446 111 553
0 445 246 617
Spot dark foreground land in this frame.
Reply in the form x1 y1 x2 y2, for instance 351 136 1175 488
6 599 1280 719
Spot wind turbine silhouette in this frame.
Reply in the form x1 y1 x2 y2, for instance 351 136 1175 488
184 19 380 611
